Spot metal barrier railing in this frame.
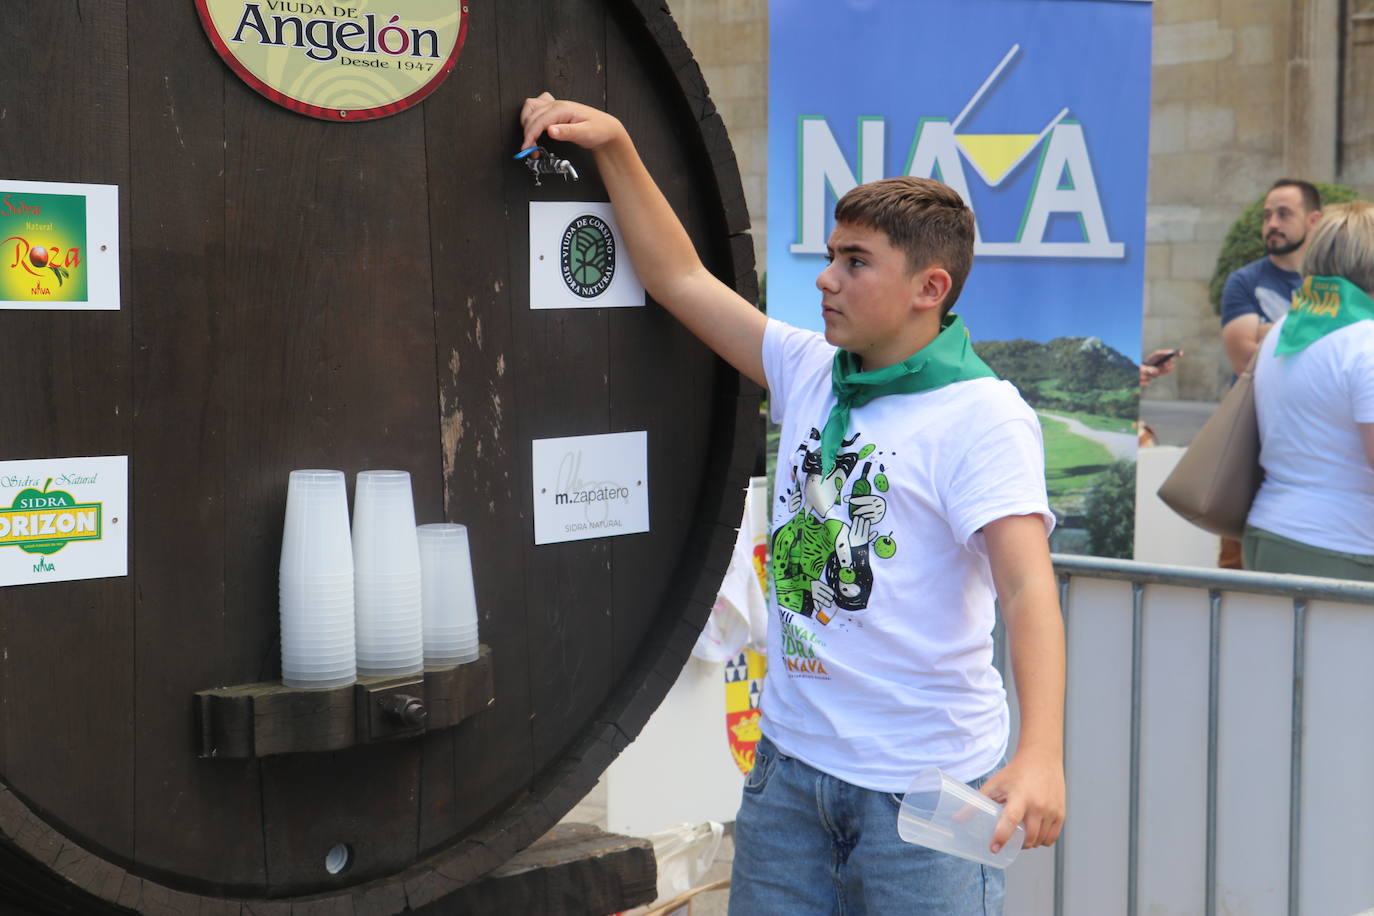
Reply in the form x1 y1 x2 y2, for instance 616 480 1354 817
998 556 1374 916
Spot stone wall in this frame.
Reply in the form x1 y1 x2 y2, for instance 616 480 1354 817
1144 0 1358 402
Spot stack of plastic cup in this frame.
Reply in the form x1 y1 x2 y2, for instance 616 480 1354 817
279 470 357 689
352 470 424 678
417 524 482 665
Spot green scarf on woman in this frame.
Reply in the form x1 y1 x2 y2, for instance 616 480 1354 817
1274 275 1374 355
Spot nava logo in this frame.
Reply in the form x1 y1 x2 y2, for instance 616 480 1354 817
0 478 102 556
791 44 1123 260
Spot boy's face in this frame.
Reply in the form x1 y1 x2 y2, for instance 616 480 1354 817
816 222 938 369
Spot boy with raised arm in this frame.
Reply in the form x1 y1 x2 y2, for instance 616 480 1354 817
520 93 1065 914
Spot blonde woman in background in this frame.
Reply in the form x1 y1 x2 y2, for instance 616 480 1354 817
1244 202 1374 580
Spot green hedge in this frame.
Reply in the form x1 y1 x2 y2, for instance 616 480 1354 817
1207 182 1363 314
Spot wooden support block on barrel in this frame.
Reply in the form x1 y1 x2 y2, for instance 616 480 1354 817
416 823 657 916
195 648 495 758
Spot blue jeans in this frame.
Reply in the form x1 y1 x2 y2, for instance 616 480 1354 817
729 736 1005 915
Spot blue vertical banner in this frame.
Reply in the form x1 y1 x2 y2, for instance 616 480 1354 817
768 0 1152 556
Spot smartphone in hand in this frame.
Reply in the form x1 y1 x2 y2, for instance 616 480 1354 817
1145 349 1179 367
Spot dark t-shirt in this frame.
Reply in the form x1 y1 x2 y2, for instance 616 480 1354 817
1220 256 1302 326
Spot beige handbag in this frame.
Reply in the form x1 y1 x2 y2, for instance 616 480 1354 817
1156 353 1262 541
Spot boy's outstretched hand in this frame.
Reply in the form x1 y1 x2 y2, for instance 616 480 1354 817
520 92 626 154
515 90 769 388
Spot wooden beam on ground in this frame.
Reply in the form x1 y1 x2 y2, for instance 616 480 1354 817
414 823 657 916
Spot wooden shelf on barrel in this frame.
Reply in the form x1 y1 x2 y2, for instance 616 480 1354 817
194 647 494 759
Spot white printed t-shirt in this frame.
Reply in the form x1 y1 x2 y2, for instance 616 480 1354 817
760 318 1053 793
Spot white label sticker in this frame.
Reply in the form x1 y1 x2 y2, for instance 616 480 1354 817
0 456 129 587
532 432 649 544
0 179 120 311
529 201 645 310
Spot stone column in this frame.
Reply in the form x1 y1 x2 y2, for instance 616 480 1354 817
1284 0 1341 180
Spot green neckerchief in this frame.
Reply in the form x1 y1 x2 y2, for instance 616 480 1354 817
820 313 997 474
1275 275 1374 355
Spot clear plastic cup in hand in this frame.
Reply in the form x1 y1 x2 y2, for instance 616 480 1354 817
897 767 1024 868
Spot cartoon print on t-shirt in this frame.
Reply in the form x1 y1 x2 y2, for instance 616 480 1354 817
771 429 896 628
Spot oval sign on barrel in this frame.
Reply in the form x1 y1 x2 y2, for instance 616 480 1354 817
195 0 468 120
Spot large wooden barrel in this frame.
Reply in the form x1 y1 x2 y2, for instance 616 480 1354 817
0 1 757 910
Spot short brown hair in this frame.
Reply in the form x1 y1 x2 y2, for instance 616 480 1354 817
1270 178 1322 213
833 176 975 315
1303 201 1374 291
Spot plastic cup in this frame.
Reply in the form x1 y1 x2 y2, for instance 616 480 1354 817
358 615 424 629
355 649 418 658
282 634 356 648
281 623 355 637
353 471 422 573
428 631 478 643
281 567 354 580
356 592 421 610
281 574 354 587
283 660 355 674
354 625 422 639
355 628 422 642
282 662 355 679
280 596 355 611
357 651 423 664
355 575 422 586
355 589 422 603
356 568 425 581
280 579 354 594
280 471 354 581
355 633 422 647
426 647 480 665
279 470 358 689
897 768 1024 868
357 662 422 678
357 635 420 647
282 665 354 675
282 597 353 610
429 634 479 648
429 629 479 643
280 606 355 622
417 524 481 664
351 471 424 668
282 675 355 688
